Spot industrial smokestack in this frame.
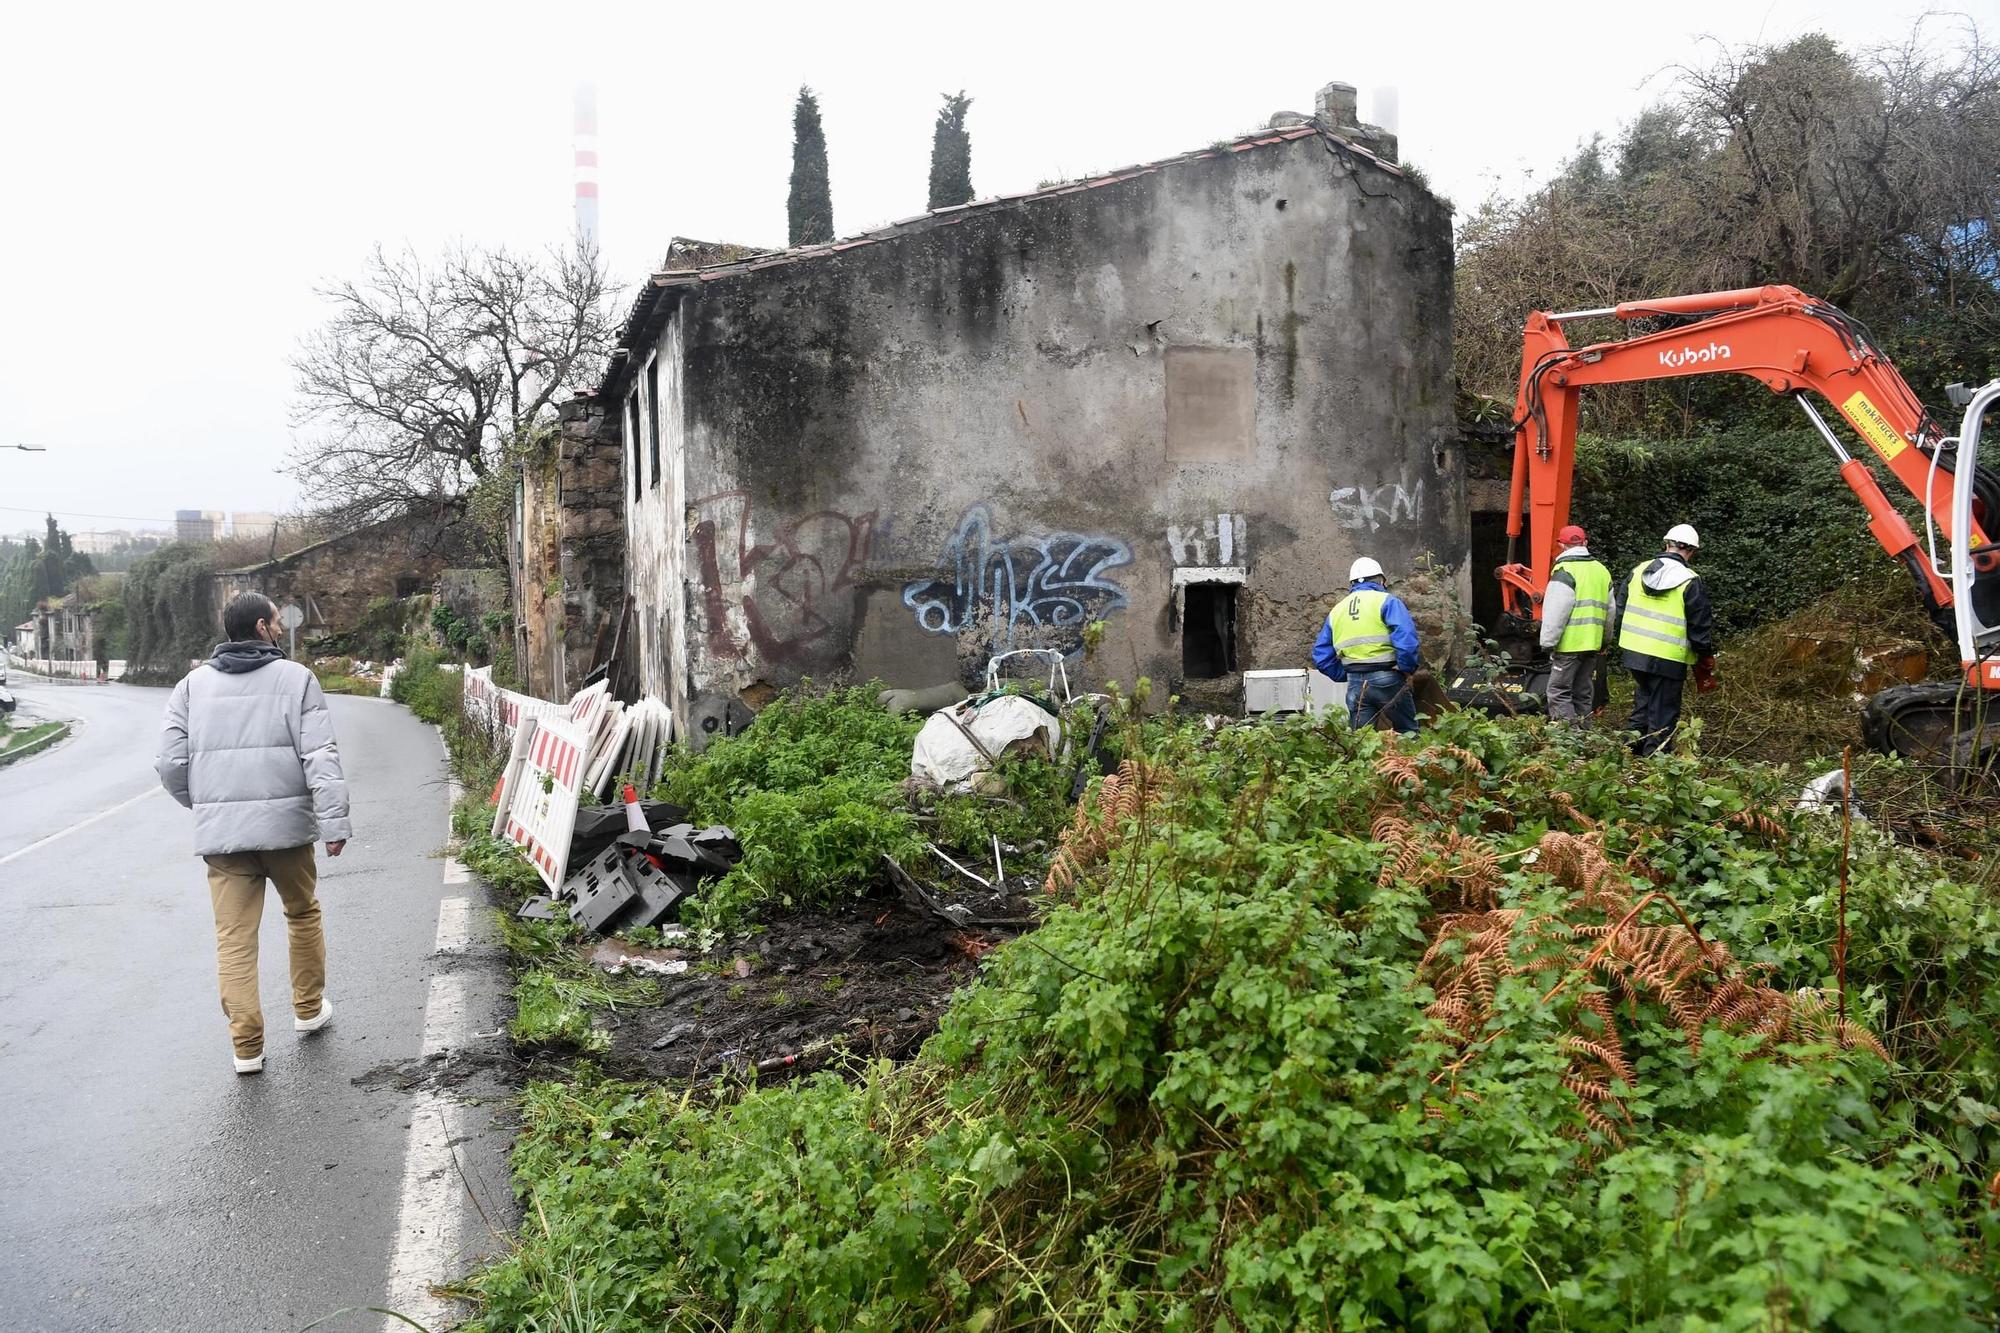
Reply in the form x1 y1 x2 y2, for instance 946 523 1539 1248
573 82 600 254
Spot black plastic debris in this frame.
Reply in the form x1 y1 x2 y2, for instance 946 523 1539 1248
567 845 641 932
520 821 742 936
565 800 691 873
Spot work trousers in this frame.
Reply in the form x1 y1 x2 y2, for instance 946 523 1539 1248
1627 669 1686 757
204 845 325 1059
1546 651 1600 726
1347 668 1419 736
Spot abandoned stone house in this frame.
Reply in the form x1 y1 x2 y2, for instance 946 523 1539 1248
211 507 461 646
535 81 1463 742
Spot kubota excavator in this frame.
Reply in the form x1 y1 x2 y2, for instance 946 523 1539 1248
1495 283 2000 766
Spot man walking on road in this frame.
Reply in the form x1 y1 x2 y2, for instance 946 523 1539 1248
1313 556 1423 736
156 592 351 1074
1539 524 1616 726
1617 523 1718 756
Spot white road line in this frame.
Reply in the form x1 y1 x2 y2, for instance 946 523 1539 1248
380 840 485 1328
434 896 472 956
0 786 165 868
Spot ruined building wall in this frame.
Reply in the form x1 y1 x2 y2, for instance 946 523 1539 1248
214 509 461 645
548 397 628 697
620 133 1459 743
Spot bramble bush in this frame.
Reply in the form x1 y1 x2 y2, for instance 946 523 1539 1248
652 684 1074 930
469 709 2000 1330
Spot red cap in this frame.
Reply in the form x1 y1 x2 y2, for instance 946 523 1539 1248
1557 525 1588 547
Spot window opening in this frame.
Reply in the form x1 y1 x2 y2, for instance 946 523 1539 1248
646 357 662 489
627 392 642 502
1182 582 1238 678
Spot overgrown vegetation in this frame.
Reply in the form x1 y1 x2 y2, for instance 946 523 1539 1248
1571 427 1917 634
651 684 1074 931
469 709 2000 1330
122 542 219 681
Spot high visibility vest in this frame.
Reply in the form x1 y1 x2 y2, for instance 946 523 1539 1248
1617 563 1696 665
1328 588 1397 669
1553 557 1613 653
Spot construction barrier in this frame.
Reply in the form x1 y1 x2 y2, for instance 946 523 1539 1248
463 668 680 892
502 714 590 892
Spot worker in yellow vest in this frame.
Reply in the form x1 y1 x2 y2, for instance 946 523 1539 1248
1311 556 1422 735
1617 523 1718 756
1538 524 1616 726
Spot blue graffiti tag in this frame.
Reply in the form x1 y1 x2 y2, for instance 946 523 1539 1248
902 506 1132 650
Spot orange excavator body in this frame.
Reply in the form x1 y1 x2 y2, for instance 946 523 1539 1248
1500 284 1994 688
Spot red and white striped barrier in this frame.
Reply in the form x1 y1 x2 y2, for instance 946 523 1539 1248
502 714 589 892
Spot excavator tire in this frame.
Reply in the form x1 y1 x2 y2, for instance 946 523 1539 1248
1863 682 2000 782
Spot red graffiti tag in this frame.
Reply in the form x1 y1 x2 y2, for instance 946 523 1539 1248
692 491 876 665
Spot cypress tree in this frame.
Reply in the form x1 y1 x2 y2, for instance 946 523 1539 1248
787 86 834 246
927 91 974 210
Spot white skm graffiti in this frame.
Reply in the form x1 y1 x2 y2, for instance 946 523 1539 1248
1330 472 1424 532
1166 513 1246 566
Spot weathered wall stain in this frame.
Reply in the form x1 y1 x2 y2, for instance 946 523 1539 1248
1330 469 1424 532
903 505 1132 652
692 489 877 665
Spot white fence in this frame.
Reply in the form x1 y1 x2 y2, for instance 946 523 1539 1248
3 653 127 682
463 667 678 891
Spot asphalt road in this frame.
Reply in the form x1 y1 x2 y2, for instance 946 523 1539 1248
0 672 516 1332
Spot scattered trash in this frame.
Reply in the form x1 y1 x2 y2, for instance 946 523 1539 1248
604 955 688 978
911 694 1062 791
1798 767 1868 822
521 817 743 937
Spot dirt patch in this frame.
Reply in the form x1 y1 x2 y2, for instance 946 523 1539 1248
601 880 1037 1085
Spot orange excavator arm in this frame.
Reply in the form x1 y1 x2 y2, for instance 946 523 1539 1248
1499 283 1986 629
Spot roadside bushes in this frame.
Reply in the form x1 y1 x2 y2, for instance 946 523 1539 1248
469 710 2000 1330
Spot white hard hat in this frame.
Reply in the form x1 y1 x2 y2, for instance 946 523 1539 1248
1349 556 1385 582
1664 523 1701 548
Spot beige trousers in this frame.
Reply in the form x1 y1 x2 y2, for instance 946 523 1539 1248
203 845 325 1059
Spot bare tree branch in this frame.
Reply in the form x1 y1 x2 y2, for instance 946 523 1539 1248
288 241 617 528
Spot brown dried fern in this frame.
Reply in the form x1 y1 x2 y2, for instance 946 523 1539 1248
1044 759 1151 895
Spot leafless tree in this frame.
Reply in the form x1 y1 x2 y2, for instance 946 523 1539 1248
289 242 617 526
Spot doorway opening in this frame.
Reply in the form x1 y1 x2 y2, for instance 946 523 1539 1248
1181 581 1239 678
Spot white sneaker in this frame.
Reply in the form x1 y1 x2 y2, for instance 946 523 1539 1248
234 1053 264 1075
295 999 334 1034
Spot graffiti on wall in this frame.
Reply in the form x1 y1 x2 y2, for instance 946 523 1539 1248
692 490 877 665
903 505 1132 651
1166 512 1247 567
1330 469 1424 532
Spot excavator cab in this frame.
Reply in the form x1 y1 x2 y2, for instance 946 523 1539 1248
1863 378 2000 770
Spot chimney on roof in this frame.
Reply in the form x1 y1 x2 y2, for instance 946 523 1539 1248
1313 79 1399 164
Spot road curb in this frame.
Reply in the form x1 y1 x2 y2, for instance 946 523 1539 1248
0 723 72 768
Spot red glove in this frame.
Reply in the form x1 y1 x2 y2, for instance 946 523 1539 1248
1693 656 1719 694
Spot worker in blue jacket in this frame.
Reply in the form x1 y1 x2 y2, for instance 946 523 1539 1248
1311 556 1422 735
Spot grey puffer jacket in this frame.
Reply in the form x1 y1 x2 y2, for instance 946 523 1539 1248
156 641 353 855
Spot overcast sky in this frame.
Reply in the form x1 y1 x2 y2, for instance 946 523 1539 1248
0 0 1966 539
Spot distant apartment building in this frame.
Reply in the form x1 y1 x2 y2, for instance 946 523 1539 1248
175 509 225 543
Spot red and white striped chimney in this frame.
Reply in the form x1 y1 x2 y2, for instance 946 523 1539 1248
573 82 600 253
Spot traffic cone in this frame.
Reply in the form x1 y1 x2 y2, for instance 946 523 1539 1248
622 783 647 834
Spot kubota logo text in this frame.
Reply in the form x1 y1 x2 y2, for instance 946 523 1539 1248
1659 341 1733 369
